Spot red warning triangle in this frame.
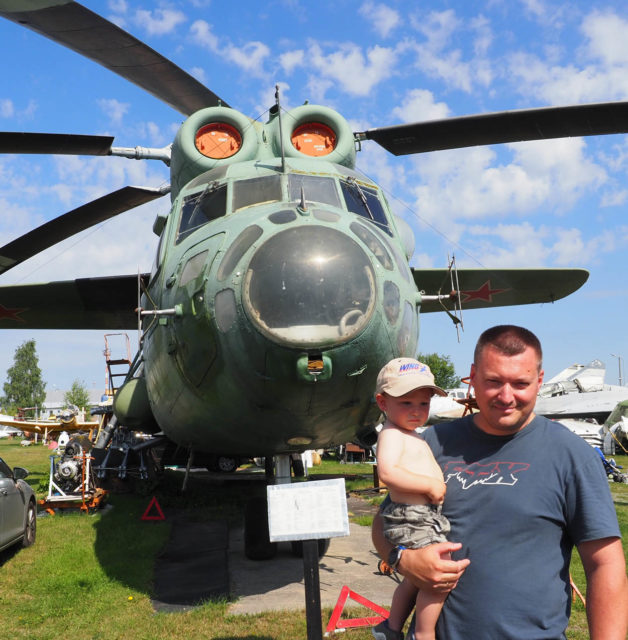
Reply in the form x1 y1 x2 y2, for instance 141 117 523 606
325 585 388 635
141 496 165 521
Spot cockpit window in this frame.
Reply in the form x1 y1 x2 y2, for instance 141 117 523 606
288 175 342 208
340 180 391 235
232 176 282 212
177 183 227 244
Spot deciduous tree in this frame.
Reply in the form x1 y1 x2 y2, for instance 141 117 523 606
64 379 91 410
2 339 46 416
417 352 461 390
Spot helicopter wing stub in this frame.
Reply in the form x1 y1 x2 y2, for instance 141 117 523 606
358 101 628 156
0 274 145 329
0 186 167 276
0 132 114 155
414 268 589 313
0 1 227 115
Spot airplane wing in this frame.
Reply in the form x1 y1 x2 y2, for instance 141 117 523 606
0 275 145 329
414 268 589 313
0 417 98 434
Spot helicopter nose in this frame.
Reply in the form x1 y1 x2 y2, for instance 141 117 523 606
243 226 376 348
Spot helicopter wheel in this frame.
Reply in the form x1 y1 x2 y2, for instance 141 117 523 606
244 495 277 560
291 457 305 478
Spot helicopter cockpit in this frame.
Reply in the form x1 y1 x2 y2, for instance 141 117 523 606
175 171 391 245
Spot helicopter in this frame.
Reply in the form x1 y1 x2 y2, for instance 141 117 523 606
0 1 624 554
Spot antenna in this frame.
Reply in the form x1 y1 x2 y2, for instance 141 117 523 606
275 85 286 173
447 254 464 342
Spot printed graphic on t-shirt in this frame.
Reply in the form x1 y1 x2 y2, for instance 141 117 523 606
443 460 530 489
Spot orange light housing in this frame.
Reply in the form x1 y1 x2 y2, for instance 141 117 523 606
195 122 242 158
291 122 337 156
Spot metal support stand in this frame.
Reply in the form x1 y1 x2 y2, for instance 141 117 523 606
182 448 194 492
303 539 323 640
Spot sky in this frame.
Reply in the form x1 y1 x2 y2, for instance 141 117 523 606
1 0 628 394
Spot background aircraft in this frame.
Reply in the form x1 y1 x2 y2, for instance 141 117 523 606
535 359 628 422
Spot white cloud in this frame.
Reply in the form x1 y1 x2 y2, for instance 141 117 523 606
97 98 130 126
190 20 220 52
280 50 305 75
580 10 628 66
407 137 606 237
507 10 628 103
359 2 400 38
306 42 398 96
392 89 451 123
189 20 269 76
408 9 492 93
458 220 628 268
107 0 127 14
133 9 186 36
225 41 270 75
0 99 14 118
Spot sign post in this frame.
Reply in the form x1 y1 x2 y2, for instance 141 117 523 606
267 478 350 640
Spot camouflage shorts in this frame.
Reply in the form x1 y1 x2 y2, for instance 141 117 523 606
381 502 450 549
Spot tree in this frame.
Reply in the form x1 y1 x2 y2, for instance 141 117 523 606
418 352 461 390
2 340 46 416
64 379 91 409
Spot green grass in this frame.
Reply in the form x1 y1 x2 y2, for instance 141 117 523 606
0 441 626 639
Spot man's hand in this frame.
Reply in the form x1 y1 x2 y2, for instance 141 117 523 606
397 542 470 591
372 510 469 592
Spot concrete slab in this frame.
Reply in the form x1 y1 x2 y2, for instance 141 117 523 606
150 488 398 617
228 498 399 615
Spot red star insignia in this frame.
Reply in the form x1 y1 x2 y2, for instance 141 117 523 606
0 304 27 322
460 280 509 303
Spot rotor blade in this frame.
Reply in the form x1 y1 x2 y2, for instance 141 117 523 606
0 274 146 329
415 268 589 313
0 186 167 275
0 1 228 115
359 102 628 155
0 132 114 155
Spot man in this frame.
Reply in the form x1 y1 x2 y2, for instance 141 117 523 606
372 325 628 639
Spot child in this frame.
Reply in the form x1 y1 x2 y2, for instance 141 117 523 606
372 358 451 640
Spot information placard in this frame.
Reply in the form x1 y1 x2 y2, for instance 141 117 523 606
267 478 349 542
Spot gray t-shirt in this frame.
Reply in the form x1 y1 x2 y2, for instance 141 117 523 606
420 414 620 639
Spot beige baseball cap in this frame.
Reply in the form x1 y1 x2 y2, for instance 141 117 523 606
375 358 447 397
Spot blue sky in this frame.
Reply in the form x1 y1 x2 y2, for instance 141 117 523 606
1 0 628 394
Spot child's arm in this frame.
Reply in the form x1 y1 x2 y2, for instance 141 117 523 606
376 428 446 503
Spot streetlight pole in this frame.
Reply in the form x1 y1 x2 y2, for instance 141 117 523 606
610 353 624 386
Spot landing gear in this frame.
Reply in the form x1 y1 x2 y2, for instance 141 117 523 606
244 495 277 560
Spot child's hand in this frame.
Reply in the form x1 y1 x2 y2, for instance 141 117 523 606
426 479 446 504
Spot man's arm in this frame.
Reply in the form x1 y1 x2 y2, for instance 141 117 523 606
372 510 469 591
577 537 628 640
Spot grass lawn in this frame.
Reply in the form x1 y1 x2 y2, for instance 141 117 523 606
0 440 626 639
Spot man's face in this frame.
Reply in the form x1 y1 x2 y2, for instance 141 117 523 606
470 344 544 436
376 387 433 432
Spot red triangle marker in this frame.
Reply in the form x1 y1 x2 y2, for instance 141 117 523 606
325 585 389 635
141 496 165 521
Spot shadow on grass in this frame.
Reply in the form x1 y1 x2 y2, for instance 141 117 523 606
91 470 268 597
0 543 22 567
